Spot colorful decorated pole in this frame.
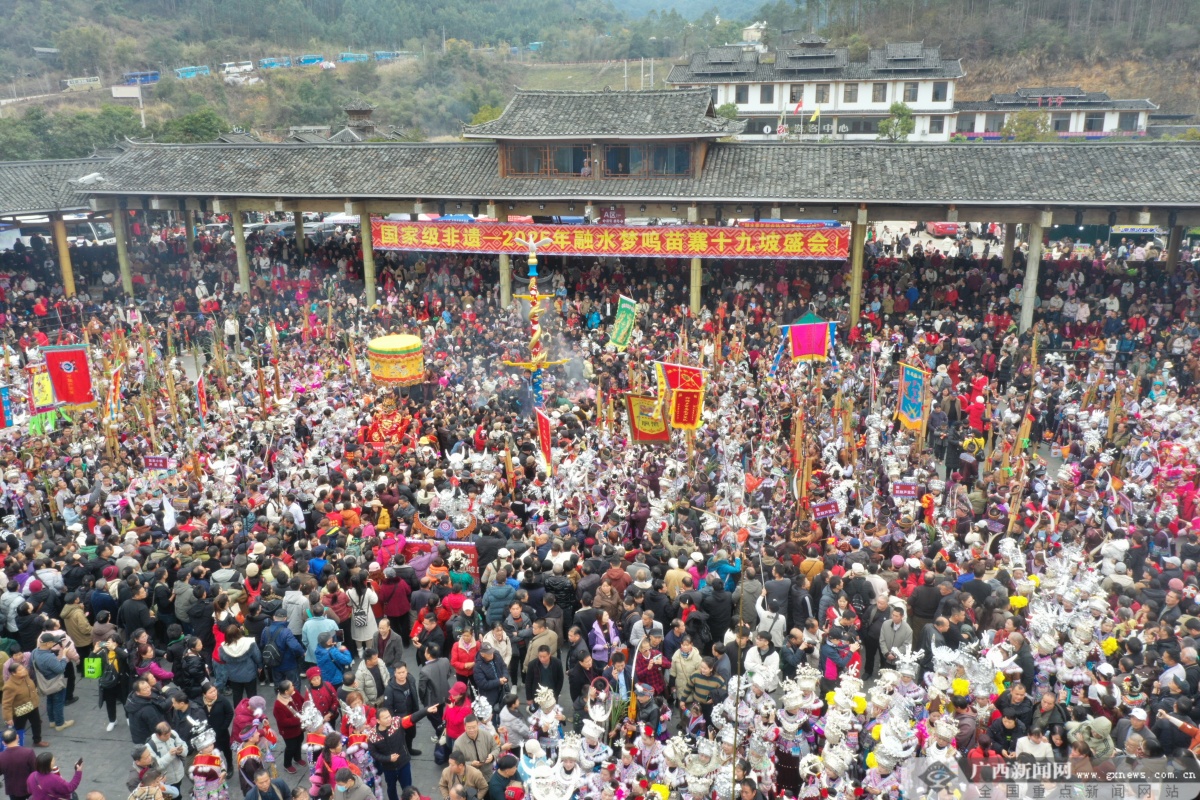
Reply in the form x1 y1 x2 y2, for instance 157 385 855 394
502 236 569 408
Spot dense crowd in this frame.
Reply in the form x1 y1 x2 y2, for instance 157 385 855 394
0 216 1198 800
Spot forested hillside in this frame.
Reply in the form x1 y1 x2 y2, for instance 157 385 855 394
1 0 1198 161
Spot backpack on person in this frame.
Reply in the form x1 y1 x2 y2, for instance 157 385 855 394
261 624 285 668
351 591 370 631
98 653 121 689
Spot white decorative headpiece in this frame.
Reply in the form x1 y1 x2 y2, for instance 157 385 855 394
534 685 557 711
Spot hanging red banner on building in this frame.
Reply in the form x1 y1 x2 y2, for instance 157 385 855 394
42 345 95 409
372 219 850 259
535 408 554 475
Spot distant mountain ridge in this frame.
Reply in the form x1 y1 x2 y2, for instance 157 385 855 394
612 0 767 20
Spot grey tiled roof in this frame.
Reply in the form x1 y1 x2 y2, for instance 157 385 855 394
287 131 330 143
956 92 1158 112
327 127 367 143
78 140 1200 206
462 89 743 139
216 132 261 144
343 98 377 111
867 43 947 72
0 158 111 215
1016 87 1086 98
668 45 964 85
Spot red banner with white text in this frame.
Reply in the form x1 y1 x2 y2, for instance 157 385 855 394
372 219 849 259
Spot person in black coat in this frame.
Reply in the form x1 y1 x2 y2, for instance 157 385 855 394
701 579 734 645
472 645 509 722
175 637 211 699
87 581 120 621
524 645 565 702
642 582 674 631
367 705 435 796
125 679 171 744
382 664 423 756
13 605 46 653
117 584 154 638
196 680 236 768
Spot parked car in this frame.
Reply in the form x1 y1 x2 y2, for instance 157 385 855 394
924 221 963 238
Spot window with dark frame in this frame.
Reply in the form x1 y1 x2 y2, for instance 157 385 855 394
815 83 830 103
735 85 749 104
872 83 887 103
843 84 858 104
506 143 592 177
903 82 919 102
760 85 774 104
603 143 692 178
932 81 948 102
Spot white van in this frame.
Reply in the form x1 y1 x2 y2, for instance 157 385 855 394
220 61 255 74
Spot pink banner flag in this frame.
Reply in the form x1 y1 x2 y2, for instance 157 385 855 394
787 323 829 361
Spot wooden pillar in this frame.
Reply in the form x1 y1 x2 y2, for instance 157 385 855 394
1020 210 1051 333
183 211 196 260
689 257 702 315
113 209 134 297
1166 225 1184 274
231 207 251 296
293 210 306 261
848 206 868 327
1001 222 1016 269
352 203 376 307
491 203 511 307
50 213 77 297
687 204 702 314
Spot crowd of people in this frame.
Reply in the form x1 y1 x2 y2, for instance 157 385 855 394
0 215 1198 800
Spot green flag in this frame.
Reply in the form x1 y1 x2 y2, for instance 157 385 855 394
608 295 638 351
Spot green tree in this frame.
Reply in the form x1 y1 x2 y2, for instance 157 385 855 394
53 26 110 76
0 117 40 161
999 110 1057 142
715 102 739 120
157 108 230 143
469 104 503 125
48 105 143 157
877 102 914 142
344 60 380 94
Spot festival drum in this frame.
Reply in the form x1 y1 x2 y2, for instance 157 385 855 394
367 334 425 386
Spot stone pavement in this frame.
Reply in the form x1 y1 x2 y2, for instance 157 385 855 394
46 643 516 799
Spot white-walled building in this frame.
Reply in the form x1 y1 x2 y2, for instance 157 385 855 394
667 38 964 141
668 39 1159 142
954 87 1156 139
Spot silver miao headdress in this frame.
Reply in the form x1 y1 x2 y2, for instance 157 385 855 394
557 732 582 761
933 714 959 741
821 706 854 745
891 645 924 677
780 678 806 710
472 695 493 724
535 684 557 711
663 734 691 766
822 742 854 776
190 719 216 751
299 700 325 732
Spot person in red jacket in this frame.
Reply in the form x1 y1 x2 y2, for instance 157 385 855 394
965 395 988 434
273 680 306 774
306 666 340 726
377 568 413 640
450 629 480 680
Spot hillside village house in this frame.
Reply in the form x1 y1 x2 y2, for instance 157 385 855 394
667 37 1155 141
